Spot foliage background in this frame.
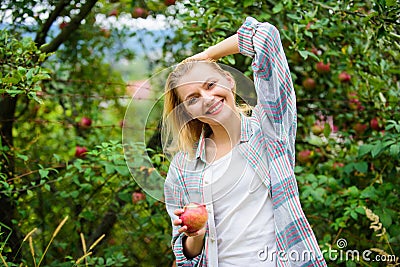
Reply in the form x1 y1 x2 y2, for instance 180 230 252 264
0 0 399 266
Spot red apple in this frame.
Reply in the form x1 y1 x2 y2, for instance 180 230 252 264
108 9 118 17
75 146 88 158
311 47 321 56
315 62 330 74
132 191 146 204
353 123 367 135
311 124 324 135
333 162 344 170
180 202 208 233
302 77 316 90
370 117 381 131
79 117 92 128
131 7 147 19
164 0 176 6
338 71 351 83
297 150 312 164
59 22 68 30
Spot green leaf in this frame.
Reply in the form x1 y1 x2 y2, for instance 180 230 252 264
243 0 254 8
287 14 302 20
44 183 51 192
39 169 49 178
358 144 373 157
16 154 28 161
272 3 283 14
323 122 331 138
70 190 79 198
371 141 383 158
104 163 115 174
115 166 130 176
308 135 325 146
354 161 368 173
360 186 378 201
298 50 319 61
347 186 359 197
355 207 365 214
118 192 132 203
350 211 358 220
343 163 354 174
389 144 399 157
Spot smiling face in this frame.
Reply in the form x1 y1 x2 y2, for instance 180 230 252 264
175 62 237 126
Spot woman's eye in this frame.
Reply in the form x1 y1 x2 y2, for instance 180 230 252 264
207 81 216 89
188 96 198 105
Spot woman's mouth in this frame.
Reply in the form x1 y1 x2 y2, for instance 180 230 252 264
205 99 224 115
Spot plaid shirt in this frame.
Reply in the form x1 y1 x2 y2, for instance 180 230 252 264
164 17 327 267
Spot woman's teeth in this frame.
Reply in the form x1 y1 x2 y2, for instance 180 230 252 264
207 100 223 114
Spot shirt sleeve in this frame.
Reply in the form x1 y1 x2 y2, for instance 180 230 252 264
238 18 327 266
164 154 206 266
237 16 297 150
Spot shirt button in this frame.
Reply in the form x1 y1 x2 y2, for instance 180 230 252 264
211 237 215 242
204 180 209 184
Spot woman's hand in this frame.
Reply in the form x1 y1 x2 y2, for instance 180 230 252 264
186 51 211 61
173 208 207 237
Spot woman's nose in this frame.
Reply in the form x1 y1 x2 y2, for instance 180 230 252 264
201 92 214 105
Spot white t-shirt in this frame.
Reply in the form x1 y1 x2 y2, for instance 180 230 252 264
204 145 277 266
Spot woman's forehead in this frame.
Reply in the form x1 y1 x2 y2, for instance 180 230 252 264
177 62 220 85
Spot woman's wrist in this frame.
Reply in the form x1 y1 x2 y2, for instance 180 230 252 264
182 232 206 259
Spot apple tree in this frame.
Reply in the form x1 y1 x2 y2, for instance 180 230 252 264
1 0 176 266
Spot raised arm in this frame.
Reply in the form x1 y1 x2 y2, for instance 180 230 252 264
188 34 239 61
237 17 297 143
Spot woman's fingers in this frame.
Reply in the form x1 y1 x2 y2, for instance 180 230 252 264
173 208 184 216
187 51 211 61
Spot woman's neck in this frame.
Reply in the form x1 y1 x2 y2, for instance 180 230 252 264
208 112 241 149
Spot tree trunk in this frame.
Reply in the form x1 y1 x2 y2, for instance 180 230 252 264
0 95 21 261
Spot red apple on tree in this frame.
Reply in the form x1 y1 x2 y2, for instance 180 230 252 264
180 202 208 233
311 124 324 135
370 117 383 131
131 7 147 19
79 117 92 128
338 71 351 83
108 9 118 17
164 0 176 6
315 61 330 74
297 150 312 164
353 123 367 135
302 77 316 90
132 191 146 204
59 22 68 30
75 146 88 158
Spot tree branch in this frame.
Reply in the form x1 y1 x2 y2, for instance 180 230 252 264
34 0 71 47
40 0 98 54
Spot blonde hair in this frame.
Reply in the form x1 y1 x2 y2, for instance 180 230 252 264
162 59 250 157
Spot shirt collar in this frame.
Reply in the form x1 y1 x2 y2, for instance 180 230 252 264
195 113 253 162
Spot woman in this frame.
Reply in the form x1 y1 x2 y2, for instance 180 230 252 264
163 16 327 266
